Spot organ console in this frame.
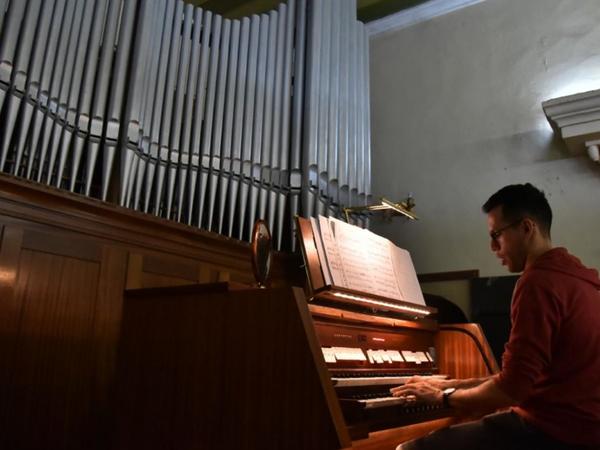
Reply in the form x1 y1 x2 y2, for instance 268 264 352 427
309 301 498 448
113 283 497 449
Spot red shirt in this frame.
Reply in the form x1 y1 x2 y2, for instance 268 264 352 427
494 248 600 446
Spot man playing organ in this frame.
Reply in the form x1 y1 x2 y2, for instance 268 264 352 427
392 183 600 450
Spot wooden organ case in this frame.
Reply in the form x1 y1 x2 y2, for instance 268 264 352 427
111 219 498 450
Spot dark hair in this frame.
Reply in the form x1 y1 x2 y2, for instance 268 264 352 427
482 183 552 237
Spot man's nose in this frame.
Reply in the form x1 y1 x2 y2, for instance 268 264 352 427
490 238 499 251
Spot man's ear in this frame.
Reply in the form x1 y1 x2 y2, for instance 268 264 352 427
522 217 536 235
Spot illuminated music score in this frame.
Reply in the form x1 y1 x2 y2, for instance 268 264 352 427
309 216 426 307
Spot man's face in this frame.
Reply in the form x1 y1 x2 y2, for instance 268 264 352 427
487 206 528 273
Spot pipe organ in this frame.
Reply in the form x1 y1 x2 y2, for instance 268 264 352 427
0 0 371 250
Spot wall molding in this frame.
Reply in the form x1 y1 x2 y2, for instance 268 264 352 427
542 89 600 159
418 269 479 283
367 0 487 37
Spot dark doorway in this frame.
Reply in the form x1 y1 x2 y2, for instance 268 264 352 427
470 276 519 366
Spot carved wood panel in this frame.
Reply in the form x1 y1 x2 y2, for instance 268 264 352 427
0 174 304 450
0 227 127 450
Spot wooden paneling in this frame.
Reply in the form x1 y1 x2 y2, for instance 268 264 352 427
125 251 255 290
0 175 498 449
0 175 302 285
113 285 348 450
111 285 498 450
435 324 500 379
0 226 23 338
0 229 111 450
0 174 304 450
21 228 103 261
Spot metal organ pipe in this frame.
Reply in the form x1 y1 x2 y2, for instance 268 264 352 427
0 0 372 251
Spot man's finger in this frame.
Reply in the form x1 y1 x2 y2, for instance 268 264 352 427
405 376 422 384
390 386 417 397
390 385 409 394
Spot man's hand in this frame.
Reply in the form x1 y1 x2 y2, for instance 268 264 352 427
391 378 518 420
404 375 451 390
389 381 443 405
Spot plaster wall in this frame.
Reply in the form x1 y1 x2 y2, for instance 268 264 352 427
369 0 600 277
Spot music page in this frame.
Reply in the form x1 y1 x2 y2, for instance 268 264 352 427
308 216 426 305
361 228 403 300
389 245 426 306
328 217 374 293
318 216 348 287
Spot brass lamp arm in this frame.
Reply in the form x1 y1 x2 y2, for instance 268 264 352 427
343 197 418 223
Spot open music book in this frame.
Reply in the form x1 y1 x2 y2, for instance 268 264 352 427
309 216 426 307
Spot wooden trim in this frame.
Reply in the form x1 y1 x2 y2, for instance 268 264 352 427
309 303 438 331
93 246 129 413
313 285 437 319
0 175 247 259
295 216 326 292
0 173 301 283
417 269 479 283
293 288 352 448
126 253 144 290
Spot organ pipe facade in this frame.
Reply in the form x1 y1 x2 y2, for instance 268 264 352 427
0 0 371 250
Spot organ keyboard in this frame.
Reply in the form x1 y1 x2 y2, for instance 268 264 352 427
331 374 447 388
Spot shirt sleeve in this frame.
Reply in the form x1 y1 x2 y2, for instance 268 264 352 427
494 274 560 401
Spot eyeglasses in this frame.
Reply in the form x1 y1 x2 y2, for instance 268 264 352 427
489 219 523 242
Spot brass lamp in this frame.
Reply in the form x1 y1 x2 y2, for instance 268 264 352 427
343 197 419 223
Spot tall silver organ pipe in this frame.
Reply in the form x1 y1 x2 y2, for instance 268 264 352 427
0 0 372 250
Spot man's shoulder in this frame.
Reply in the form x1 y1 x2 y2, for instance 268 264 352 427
518 268 556 286
514 269 559 299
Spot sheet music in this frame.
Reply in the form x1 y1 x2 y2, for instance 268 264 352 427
310 217 332 286
361 228 403 301
328 217 374 293
304 215 426 308
389 244 426 306
318 216 348 287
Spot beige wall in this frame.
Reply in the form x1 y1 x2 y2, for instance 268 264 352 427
369 0 600 277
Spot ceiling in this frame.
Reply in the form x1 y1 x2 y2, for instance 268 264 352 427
188 0 431 23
